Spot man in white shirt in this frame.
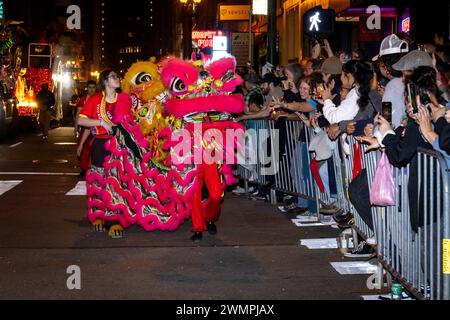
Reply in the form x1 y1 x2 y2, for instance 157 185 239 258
373 34 409 128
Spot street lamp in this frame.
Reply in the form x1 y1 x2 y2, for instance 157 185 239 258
179 0 202 59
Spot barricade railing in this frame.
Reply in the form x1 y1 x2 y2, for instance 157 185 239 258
235 119 450 300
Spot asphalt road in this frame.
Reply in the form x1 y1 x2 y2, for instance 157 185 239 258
0 127 379 300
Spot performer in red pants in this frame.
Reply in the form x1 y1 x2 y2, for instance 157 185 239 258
190 163 223 240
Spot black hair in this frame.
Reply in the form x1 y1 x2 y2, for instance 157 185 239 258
87 80 97 87
99 69 114 90
342 60 373 109
380 53 405 78
308 59 322 72
284 63 304 88
409 66 439 105
309 72 324 86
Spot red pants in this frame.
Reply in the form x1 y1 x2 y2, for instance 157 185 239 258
190 164 223 232
310 158 325 193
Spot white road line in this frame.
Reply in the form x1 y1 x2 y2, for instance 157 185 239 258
66 181 86 195
0 172 79 176
361 294 414 300
330 261 378 275
54 142 77 145
0 181 23 196
9 142 23 148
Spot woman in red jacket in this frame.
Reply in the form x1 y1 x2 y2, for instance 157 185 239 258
78 70 133 238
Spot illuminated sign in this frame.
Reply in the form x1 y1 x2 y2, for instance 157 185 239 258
212 36 229 61
213 36 228 52
303 7 335 37
252 0 267 15
192 30 223 49
0 1 4 19
401 17 410 33
219 5 251 21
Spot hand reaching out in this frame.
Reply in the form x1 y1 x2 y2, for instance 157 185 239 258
357 135 380 152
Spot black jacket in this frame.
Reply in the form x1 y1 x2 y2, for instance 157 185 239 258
434 117 450 154
36 89 55 111
382 118 434 232
382 118 431 168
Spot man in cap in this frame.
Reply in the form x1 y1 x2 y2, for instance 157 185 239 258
373 34 409 128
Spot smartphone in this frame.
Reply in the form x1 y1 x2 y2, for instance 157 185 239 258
316 84 325 99
407 83 418 113
381 101 392 124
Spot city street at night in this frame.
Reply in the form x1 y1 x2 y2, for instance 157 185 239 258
0 128 374 300
1 0 450 307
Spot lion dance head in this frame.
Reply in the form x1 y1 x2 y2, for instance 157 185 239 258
122 57 169 162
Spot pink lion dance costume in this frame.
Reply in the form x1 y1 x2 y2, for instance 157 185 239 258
82 57 244 238
160 56 245 239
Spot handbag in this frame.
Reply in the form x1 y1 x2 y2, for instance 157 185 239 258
370 151 396 206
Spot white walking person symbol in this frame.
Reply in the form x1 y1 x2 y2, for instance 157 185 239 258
309 12 322 32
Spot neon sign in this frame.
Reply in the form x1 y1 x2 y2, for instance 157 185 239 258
192 30 223 49
401 17 410 33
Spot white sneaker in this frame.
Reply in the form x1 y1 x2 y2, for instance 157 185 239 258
232 186 255 195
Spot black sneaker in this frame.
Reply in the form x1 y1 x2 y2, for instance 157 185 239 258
344 241 374 258
333 210 352 223
190 232 203 242
206 222 217 235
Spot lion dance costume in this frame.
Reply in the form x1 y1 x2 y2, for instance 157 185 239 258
83 56 244 239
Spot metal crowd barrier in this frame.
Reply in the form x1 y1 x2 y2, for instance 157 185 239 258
236 118 450 300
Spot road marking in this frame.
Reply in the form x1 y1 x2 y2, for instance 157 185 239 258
9 142 23 148
0 172 79 176
330 261 377 275
55 142 77 145
361 294 414 300
66 181 86 195
0 181 23 196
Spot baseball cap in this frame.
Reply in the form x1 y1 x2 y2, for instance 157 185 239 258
392 49 433 71
321 56 343 75
372 34 409 61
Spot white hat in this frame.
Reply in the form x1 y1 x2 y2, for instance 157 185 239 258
372 34 409 61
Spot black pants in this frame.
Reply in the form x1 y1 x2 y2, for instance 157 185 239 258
91 136 112 168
